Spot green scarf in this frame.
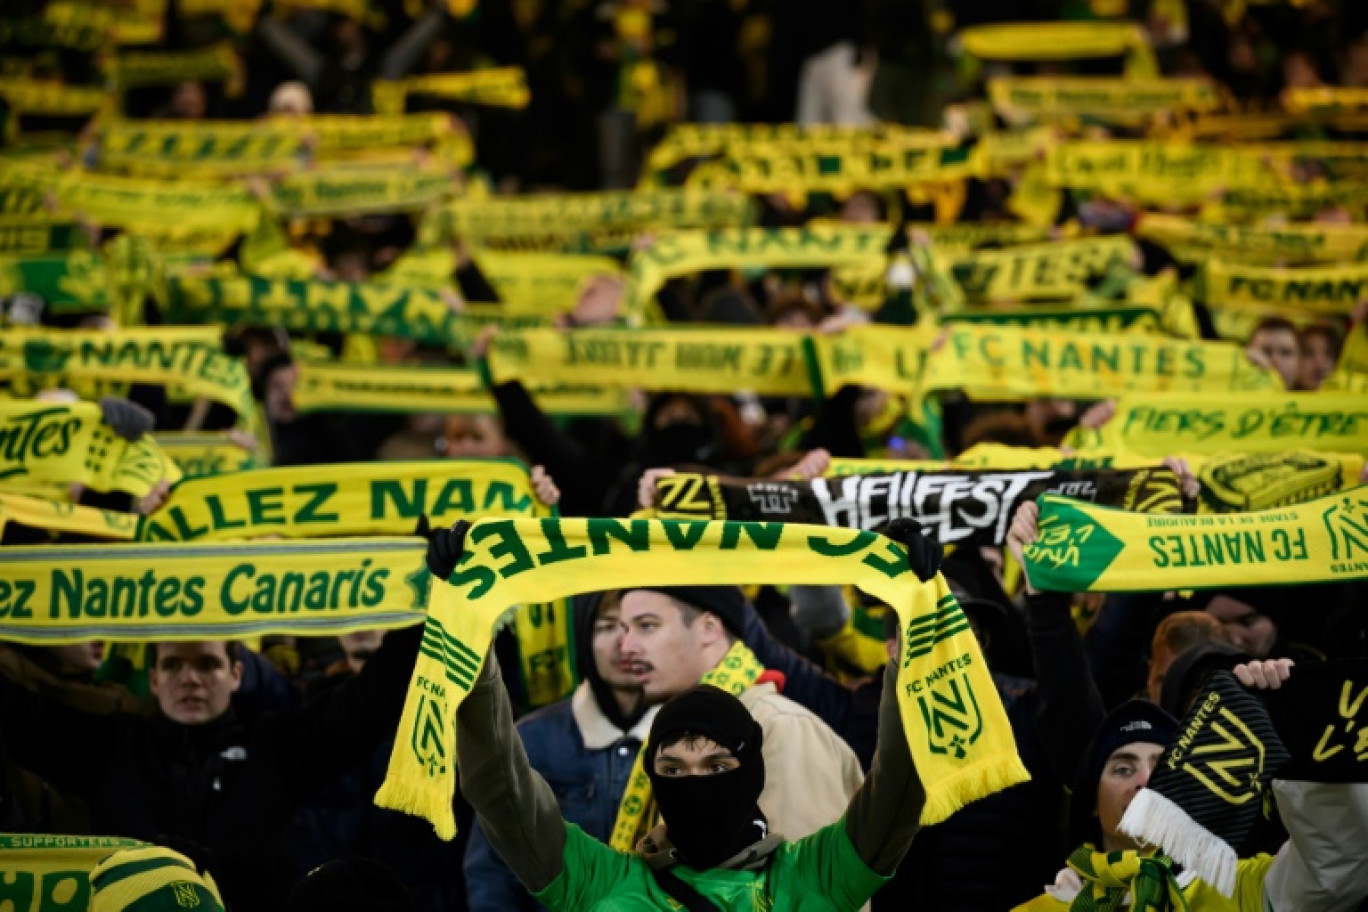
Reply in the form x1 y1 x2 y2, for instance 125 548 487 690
1065 847 1187 912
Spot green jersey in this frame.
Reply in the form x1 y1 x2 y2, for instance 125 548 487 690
533 817 890 911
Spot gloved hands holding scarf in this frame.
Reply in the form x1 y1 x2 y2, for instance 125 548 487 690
876 517 945 582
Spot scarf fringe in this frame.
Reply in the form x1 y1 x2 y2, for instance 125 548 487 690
1119 788 1237 898
920 756 1032 825
373 780 458 841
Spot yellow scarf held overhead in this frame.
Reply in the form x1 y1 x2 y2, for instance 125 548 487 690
1066 392 1368 456
987 77 1220 127
1023 486 1368 592
1199 260 1368 316
487 327 813 398
0 537 431 644
941 236 1137 302
472 250 623 314
921 325 1281 401
1136 214 1368 266
372 68 530 115
139 459 546 542
154 432 265 478
610 640 764 851
0 400 181 498
629 225 892 313
957 21 1158 77
292 361 631 418
0 492 139 541
375 518 1028 839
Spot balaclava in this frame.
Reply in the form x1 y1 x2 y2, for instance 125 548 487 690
645 684 767 869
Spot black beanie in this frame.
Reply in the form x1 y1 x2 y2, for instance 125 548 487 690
646 684 764 767
1068 700 1178 845
626 585 747 638
284 858 414 912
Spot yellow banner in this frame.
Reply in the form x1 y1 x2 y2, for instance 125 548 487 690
0 537 430 643
0 163 260 232
1136 213 1368 265
1066 392 1368 455
139 459 544 542
959 21 1157 76
293 361 630 417
1200 260 1368 315
0 491 139 541
943 236 1137 302
0 328 260 434
629 225 891 312
922 325 1281 400
267 163 456 217
155 432 264 478
0 400 180 497
372 67 530 115
488 328 812 397
988 77 1220 126
424 190 750 247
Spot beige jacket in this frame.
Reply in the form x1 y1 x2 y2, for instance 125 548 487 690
739 680 865 842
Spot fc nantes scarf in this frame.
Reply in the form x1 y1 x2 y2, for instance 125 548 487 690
1022 486 1368 592
0 537 429 643
0 834 148 908
610 639 764 851
1119 672 1289 898
375 518 1029 838
0 400 181 497
651 466 1181 547
138 459 544 542
0 491 139 541
1065 393 1368 456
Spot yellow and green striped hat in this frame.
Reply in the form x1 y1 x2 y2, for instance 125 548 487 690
89 846 226 912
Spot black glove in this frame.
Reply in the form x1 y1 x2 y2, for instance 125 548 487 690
99 396 155 441
426 519 471 581
876 517 943 583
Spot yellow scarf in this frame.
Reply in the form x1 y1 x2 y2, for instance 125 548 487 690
0 834 149 905
487 327 812 397
1200 260 1367 316
292 361 630 418
375 518 1029 838
0 400 181 498
372 68 531 115
139 459 545 542
609 639 765 851
958 21 1158 77
0 492 139 541
0 537 430 644
266 164 457 218
154 432 265 478
941 236 1138 302
988 77 1219 127
1137 214 1368 266
1065 392 1368 456
1024 485 1368 591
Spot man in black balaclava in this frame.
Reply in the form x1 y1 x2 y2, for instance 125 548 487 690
640 684 769 870
437 518 944 911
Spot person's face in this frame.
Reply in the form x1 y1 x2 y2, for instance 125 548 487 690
149 642 243 725
49 642 104 675
572 276 623 327
1250 329 1300 389
1283 53 1322 89
1206 596 1277 658
840 192 881 224
772 308 815 330
332 252 370 283
592 600 639 690
652 736 740 777
619 592 718 702
1298 333 1336 391
443 415 507 458
171 82 207 120
652 397 703 431
338 630 383 674
1097 742 1164 852
265 364 298 424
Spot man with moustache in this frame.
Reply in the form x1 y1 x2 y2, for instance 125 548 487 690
464 592 659 910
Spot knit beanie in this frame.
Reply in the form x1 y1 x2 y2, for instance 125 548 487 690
625 585 747 638
89 846 225 912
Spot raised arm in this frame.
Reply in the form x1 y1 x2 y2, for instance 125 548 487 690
456 651 567 893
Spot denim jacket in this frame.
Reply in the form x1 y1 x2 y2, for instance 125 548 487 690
464 681 657 911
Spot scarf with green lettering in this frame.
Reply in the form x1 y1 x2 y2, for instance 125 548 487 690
1022 486 1368 592
376 518 1029 838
